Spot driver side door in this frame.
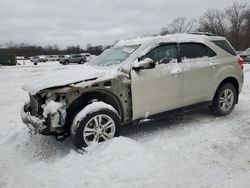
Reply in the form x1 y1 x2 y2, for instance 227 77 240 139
131 43 183 120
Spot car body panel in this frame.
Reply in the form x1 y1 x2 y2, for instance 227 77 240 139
181 57 215 106
23 65 114 95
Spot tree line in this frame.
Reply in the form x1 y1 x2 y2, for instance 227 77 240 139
0 42 109 57
160 1 250 50
1 1 249 57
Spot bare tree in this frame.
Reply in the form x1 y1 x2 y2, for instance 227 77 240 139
159 27 171 35
169 17 196 33
159 17 196 35
5 41 15 48
239 9 250 49
226 1 248 49
199 8 227 36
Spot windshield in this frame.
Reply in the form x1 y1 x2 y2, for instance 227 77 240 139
90 45 140 66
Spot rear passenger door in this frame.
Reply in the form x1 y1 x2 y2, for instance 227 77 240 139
180 43 217 106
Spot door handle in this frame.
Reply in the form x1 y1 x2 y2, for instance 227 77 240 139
171 68 182 76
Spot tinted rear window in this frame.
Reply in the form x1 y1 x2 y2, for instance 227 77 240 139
180 43 207 59
212 40 237 56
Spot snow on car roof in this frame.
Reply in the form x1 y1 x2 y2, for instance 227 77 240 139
115 33 224 47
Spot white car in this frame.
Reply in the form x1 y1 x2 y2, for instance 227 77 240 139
30 55 48 63
80 53 96 62
21 33 244 149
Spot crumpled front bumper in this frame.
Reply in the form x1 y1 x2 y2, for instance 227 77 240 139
21 103 46 134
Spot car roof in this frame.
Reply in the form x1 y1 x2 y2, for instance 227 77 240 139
115 33 225 47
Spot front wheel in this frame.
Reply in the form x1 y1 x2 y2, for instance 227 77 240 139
71 102 121 149
79 59 85 64
210 83 237 116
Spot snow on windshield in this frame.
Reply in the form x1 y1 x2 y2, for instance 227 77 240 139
90 45 140 66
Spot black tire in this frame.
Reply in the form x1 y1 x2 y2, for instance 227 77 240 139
79 59 85 64
64 61 69 65
210 83 237 116
71 102 121 149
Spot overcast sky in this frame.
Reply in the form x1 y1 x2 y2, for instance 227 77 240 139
0 0 246 49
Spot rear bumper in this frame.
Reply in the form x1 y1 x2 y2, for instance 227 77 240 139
21 103 46 134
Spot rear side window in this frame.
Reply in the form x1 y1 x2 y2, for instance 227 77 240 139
180 43 207 59
180 43 217 59
211 40 237 56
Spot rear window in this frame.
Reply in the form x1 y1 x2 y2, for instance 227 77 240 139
211 40 237 56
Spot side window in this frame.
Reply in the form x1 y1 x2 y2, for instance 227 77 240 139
211 40 237 56
207 47 217 57
180 43 207 59
145 44 177 64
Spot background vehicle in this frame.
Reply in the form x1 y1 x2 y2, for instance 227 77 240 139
80 53 96 62
30 55 48 63
16 56 26 60
239 48 250 63
30 56 38 62
21 33 244 149
47 55 59 61
59 54 87 65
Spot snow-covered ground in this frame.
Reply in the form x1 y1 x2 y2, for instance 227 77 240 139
0 61 250 188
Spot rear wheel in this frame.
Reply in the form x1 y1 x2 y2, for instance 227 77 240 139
71 102 121 149
210 83 237 116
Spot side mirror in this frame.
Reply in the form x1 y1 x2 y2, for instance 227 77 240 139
132 58 155 71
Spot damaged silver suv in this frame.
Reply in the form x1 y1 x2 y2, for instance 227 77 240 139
21 33 244 148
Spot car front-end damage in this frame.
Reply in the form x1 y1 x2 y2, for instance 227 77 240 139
21 68 132 139
21 89 72 137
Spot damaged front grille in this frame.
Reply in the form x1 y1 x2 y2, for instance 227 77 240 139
29 94 44 116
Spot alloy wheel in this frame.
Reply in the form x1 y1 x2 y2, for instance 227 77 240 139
83 114 116 145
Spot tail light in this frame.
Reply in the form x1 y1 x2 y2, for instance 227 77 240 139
238 57 244 70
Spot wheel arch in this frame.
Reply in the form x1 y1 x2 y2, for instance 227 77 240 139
64 90 124 132
213 76 239 103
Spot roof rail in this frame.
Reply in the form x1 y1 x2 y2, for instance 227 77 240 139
188 32 216 36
